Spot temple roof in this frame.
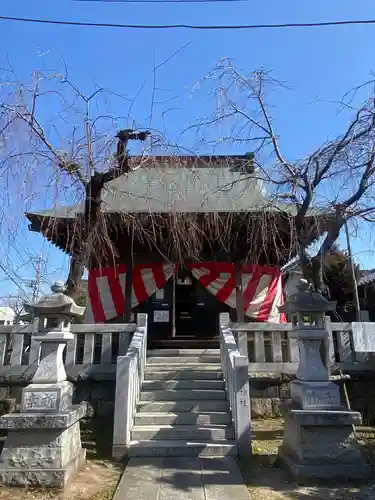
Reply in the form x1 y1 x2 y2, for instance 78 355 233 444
25 156 329 262
26 156 324 219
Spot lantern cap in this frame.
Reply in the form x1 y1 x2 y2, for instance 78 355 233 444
279 278 336 314
23 281 85 318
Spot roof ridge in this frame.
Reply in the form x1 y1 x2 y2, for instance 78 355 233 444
127 155 254 168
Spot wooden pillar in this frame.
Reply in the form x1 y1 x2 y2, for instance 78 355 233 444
172 268 176 337
235 265 248 359
235 267 245 323
123 241 133 323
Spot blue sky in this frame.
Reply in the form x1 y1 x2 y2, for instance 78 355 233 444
0 0 375 298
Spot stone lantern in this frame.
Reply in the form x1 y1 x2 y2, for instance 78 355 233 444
281 279 340 409
21 281 85 413
278 279 369 482
0 282 87 488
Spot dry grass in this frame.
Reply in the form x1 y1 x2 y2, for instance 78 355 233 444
0 418 124 500
240 419 375 500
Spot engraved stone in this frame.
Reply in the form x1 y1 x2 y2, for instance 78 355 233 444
23 391 58 411
290 380 341 410
21 381 73 413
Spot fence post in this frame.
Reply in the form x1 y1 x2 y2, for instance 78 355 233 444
237 332 248 359
136 313 148 385
112 355 131 459
324 315 335 372
28 317 40 366
233 354 252 457
220 312 230 329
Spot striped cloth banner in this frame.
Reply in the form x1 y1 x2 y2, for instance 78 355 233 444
86 263 174 323
86 262 285 323
188 262 285 323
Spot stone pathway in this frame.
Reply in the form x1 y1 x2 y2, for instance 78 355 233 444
113 457 250 500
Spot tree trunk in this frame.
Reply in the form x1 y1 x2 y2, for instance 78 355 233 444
65 251 86 297
65 172 105 297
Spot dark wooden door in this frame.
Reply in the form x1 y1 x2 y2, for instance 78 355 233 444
175 283 195 335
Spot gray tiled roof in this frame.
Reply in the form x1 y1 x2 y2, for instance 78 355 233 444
27 160 325 218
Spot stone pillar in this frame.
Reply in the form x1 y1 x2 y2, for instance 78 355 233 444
278 279 369 483
0 282 87 488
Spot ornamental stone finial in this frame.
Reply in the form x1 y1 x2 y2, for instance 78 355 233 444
51 281 67 294
23 280 84 320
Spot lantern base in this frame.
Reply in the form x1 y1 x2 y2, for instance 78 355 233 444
279 407 369 483
0 404 86 489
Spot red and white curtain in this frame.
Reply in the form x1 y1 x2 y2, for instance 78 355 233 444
86 262 285 323
86 263 174 323
188 263 285 323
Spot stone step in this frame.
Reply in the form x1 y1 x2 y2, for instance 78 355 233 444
137 400 230 412
134 412 232 426
131 425 235 441
142 380 225 391
148 338 219 350
145 363 222 370
147 349 221 357
147 356 221 365
140 390 226 401
128 440 237 458
144 370 223 380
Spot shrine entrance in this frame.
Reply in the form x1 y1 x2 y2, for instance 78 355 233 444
138 268 229 348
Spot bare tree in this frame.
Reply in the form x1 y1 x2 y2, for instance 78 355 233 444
2 294 25 323
2 58 375 305
0 68 151 300
188 58 375 290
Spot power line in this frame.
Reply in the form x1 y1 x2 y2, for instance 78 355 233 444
0 261 27 296
1 14 375 30
78 0 248 2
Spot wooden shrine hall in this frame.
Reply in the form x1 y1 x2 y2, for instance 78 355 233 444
26 155 326 347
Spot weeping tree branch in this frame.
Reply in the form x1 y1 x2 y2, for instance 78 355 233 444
0 71 152 298
192 59 375 290
65 128 151 296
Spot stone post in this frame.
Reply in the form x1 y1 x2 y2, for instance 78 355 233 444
0 281 87 488
278 279 369 482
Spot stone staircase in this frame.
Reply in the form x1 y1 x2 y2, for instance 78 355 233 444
128 349 237 457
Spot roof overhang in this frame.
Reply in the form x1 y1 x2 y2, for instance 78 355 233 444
25 155 332 260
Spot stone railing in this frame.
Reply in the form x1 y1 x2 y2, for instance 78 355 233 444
230 319 375 374
112 313 148 459
0 322 135 381
0 318 373 381
219 313 251 457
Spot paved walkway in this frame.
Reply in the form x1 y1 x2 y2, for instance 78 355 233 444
113 457 250 500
